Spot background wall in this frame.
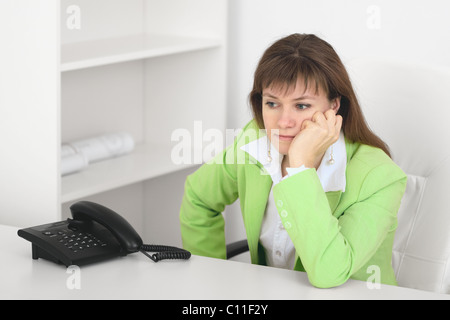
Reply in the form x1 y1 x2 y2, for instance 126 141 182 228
224 0 450 247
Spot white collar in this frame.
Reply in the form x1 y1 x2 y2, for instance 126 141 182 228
240 131 347 192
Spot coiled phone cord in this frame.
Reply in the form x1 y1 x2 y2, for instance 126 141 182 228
139 244 191 262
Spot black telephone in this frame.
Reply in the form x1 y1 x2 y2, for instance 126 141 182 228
17 201 191 267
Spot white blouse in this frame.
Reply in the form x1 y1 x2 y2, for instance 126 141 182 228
240 131 347 270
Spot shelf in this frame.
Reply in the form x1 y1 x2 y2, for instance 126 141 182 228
61 34 221 72
61 143 201 203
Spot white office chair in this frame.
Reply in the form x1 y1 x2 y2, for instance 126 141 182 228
346 57 450 294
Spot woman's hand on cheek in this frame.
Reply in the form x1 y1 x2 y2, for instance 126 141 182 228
288 109 343 169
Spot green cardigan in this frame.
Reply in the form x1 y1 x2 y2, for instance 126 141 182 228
179 120 407 288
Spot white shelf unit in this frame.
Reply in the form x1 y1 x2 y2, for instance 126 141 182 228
0 0 227 243
60 0 227 241
60 32 223 204
61 143 204 204
61 34 222 72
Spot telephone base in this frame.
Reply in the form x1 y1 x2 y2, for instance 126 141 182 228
31 243 64 265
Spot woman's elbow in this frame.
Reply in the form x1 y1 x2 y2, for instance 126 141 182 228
306 268 350 289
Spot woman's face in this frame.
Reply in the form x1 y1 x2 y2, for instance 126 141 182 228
262 77 340 155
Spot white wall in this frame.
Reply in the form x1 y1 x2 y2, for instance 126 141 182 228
227 0 450 129
224 0 450 245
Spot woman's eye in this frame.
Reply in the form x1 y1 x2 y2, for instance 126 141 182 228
296 104 310 110
265 101 278 108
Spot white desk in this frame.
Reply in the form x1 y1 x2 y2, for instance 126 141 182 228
1 224 448 300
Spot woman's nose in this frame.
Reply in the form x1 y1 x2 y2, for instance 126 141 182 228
277 108 296 128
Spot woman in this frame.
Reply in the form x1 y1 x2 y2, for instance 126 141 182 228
179 33 407 288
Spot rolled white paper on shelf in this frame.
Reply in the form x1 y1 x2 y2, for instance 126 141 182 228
61 132 135 176
61 151 88 176
61 144 78 158
68 132 135 163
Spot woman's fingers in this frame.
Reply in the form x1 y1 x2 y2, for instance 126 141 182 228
322 109 342 140
312 111 327 127
304 110 342 142
290 110 342 169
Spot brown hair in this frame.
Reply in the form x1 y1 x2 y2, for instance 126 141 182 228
249 33 390 157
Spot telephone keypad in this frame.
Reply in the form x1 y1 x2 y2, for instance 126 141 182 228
43 228 107 253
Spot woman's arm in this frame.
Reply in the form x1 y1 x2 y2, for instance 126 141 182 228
179 147 239 259
178 118 266 259
273 161 407 288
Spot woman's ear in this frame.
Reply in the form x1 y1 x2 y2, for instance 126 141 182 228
331 96 341 113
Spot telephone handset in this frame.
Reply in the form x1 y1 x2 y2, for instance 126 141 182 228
18 201 191 267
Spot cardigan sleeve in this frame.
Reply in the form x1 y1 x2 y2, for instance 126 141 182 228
179 144 239 259
272 161 407 288
179 120 263 259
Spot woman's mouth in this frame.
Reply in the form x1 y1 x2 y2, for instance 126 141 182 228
275 134 295 141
